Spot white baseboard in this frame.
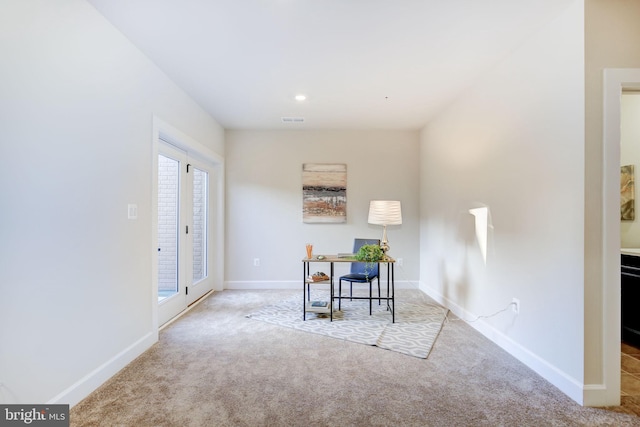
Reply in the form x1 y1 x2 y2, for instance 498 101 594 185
224 280 419 290
50 331 158 407
225 280 299 289
418 281 585 406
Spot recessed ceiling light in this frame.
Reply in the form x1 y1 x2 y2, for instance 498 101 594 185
295 94 307 101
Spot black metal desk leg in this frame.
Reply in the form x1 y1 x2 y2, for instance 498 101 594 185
303 262 307 321
330 262 334 321
306 262 311 301
386 263 390 311
391 263 395 323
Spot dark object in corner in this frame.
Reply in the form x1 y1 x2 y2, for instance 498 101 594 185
622 254 640 347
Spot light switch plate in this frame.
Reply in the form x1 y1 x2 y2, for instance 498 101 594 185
128 204 138 219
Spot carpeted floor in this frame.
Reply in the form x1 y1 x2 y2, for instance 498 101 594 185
70 289 640 426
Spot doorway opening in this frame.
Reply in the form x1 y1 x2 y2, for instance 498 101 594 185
603 69 640 406
152 117 224 327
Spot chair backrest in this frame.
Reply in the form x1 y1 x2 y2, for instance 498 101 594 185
351 238 380 276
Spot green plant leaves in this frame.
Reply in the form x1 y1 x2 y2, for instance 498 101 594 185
355 244 383 262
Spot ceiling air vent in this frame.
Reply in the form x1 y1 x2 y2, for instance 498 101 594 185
281 117 305 123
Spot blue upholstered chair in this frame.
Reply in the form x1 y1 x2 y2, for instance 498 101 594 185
338 238 380 315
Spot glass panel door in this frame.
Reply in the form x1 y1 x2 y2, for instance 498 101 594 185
157 142 215 324
157 142 188 326
158 154 180 301
192 167 208 283
186 162 213 306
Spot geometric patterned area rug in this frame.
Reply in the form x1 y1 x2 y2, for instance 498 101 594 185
247 292 448 358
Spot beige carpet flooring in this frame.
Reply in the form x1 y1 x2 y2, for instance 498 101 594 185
71 289 640 426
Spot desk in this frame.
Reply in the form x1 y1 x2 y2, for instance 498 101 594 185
302 255 395 322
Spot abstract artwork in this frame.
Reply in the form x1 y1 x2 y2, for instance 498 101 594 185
621 165 635 221
302 163 346 223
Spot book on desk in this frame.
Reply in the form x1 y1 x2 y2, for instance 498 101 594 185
337 253 356 258
305 300 331 313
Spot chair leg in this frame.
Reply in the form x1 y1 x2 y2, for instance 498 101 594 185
338 279 342 311
377 277 381 305
386 278 390 311
369 281 372 315
350 283 353 301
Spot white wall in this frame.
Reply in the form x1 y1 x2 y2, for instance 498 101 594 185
0 0 224 405
620 93 640 247
419 0 585 403
225 130 420 288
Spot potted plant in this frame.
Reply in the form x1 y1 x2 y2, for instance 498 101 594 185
354 244 384 263
354 244 384 278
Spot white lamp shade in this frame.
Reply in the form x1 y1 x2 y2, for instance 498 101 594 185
368 200 402 225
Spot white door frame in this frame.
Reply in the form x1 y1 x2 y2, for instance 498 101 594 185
151 117 225 328
600 68 640 406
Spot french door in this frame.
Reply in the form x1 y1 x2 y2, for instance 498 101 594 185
157 141 213 325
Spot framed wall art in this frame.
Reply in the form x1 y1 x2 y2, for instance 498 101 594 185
621 164 635 221
302 163 346 223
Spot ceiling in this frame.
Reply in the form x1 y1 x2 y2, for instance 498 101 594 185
86 0 573 131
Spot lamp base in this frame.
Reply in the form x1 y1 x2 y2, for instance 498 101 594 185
381 225 390 253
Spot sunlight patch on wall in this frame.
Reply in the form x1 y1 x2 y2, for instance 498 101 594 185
469 206 490 264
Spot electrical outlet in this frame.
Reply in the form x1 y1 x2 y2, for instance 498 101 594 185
253 258 260 267
512 298 520 314
396 258 403 266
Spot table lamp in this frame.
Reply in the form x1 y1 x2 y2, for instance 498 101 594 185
368 200 402 254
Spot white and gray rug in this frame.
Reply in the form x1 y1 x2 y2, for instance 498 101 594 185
247 291 448 358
